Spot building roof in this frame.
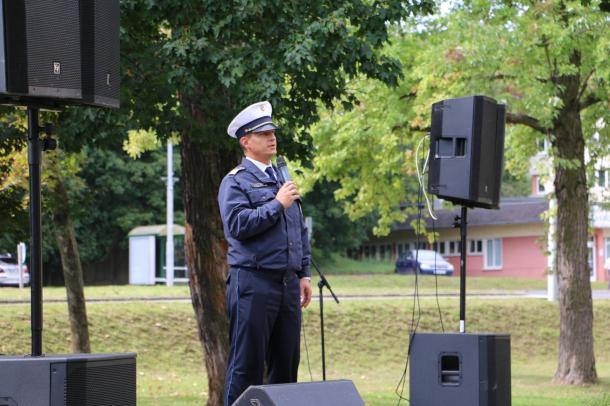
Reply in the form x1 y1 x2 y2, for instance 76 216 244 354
396 197 548 230
128 224 186 237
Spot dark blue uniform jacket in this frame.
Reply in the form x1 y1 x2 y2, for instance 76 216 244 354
218 158 311 278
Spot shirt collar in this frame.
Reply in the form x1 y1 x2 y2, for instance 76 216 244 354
245 156 273 175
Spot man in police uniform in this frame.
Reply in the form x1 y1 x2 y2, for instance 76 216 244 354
218 101 313 405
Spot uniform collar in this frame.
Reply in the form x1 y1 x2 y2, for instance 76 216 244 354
245 156 272 175
241 157 276 184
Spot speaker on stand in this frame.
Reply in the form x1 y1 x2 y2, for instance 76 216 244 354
428 95 505 209
0 0 120 108
0 2 130 405
0 0 83 104
409 95 511 406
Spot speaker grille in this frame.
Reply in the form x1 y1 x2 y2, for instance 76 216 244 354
65 360 136 406
93 0 120 103
25 0 82 98
3 0 28 94
80 0 120 107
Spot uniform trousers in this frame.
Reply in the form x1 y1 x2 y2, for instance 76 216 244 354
224 267 301 406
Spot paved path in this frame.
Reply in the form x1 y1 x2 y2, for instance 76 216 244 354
2 290 610 305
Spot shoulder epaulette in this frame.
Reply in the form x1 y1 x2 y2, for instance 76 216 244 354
228 166 246 176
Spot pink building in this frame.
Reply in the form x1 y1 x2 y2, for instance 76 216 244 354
354 197 610 282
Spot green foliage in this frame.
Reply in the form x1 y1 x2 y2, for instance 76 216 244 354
302 181 374 258
308 65 425 235
0 109 29 251
102 0 433 160
405 0 610 150
308 0 610 235
123 128 162 159
502 170 532 197
72 146 183 262
1 0 437 277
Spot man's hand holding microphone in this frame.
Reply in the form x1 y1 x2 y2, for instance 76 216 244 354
275 181 300 209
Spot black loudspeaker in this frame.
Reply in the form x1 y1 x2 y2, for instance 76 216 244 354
0 0 82 102
410 333 511 406
78 0 120 108
233 380 365 406
0 353 136 406
0 0 119 108
427 95 506 209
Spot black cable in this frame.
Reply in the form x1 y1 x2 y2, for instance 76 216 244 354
301 313 313 382
395 179 425 405
432 220 445 333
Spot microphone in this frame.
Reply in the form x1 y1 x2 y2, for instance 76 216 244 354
276 156 292 183
276 156 302 213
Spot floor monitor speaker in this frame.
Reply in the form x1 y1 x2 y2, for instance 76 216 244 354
410 332 511 406
233 380 365 406
0 353 136 406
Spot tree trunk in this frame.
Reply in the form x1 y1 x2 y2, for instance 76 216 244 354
552 63 597 384
180 103 238 405
51 178 90 354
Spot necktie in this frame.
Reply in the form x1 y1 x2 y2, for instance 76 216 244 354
265 166 277 183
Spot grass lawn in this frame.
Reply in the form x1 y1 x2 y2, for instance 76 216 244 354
2 274 607 302
2 278 610 405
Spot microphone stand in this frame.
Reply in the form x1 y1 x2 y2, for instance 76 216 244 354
310 258 339 381
275 158 340 380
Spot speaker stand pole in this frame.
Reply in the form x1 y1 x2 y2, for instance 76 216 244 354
27 107 43 356
457 206 468 333
311 258 339 381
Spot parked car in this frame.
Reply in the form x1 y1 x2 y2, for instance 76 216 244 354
0 253 29 286
395 249 454 276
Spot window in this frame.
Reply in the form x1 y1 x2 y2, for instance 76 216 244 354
538 179 546 193
598 169 609 188
605 238 610 271
433 241 447 255
447 240 461 256
415 241 427 250
537 138 550 152
485 239 502 269
469 240 483 255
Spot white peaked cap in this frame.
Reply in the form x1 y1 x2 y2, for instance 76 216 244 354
227 101 279 138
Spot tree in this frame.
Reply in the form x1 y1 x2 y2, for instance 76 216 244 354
309 0 610 385
1 135 92 353
0 108 29 251
46 151 90 353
